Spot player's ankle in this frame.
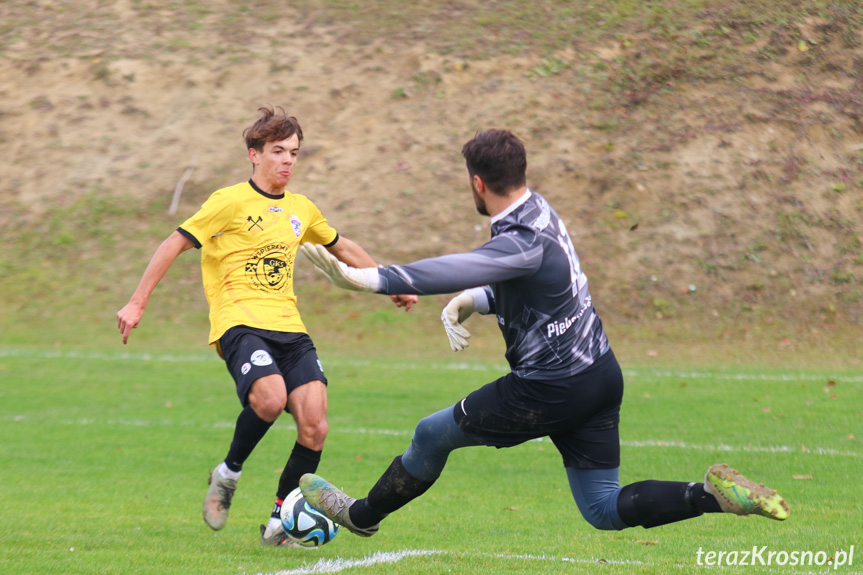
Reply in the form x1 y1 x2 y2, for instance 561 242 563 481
265 516 281 532
348 499 386 529
271 498 283 519
217 462 241 481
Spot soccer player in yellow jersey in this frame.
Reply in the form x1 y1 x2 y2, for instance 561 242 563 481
117 106 417 547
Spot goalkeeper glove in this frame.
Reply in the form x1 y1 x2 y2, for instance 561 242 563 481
441 291 477 351
299 243 380 292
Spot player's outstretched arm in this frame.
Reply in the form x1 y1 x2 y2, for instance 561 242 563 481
324 235 376 268
388 293 417 311
117 231 194 344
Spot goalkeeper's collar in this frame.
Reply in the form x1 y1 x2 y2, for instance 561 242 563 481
490 189 532 224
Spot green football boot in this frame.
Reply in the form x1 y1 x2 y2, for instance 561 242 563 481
704 463 790 520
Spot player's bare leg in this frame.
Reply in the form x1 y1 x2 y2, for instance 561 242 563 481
261 380 328 544
205 374 284 530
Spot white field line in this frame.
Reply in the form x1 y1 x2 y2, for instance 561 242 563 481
258 549 645 575
2 347 863 383
4 413 860 458
260 549 440 575
618 439 857 457
259 548 863 575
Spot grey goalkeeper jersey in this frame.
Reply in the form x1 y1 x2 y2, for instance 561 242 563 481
376 190 609 381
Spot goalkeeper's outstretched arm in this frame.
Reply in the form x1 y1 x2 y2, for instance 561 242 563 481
301 227 540 297
306 240 417 310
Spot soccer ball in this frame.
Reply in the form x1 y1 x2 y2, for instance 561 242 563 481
280 487 340 547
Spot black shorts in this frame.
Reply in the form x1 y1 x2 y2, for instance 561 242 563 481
219 326 327 407
453 349 623 469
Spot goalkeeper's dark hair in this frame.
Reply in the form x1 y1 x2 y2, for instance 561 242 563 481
461 129 527 196
244 105 303 152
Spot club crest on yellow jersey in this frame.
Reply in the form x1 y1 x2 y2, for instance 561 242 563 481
245 242 293 293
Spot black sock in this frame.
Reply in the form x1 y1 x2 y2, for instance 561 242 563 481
224 405 273 473
348 455 435 529
688 482 722 513
617 480 719 528
276 442 322 501
348 499 386 529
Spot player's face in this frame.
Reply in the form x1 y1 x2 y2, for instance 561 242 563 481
470 176 489 216
250 134 300 191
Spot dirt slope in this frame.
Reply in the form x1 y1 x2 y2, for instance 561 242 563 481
1 1 861 360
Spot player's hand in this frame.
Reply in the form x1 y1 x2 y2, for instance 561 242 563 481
441 291 476 351
391 294 418 311
117 301 145 345
300 243 380 292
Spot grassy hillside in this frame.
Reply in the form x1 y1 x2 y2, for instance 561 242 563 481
1 0 862 368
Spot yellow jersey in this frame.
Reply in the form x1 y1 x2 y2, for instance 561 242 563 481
178 179 338 344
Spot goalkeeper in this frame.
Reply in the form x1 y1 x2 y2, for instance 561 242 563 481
298 129 789 536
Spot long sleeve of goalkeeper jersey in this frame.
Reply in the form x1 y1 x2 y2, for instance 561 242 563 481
375 229 542 296
376 190 609 379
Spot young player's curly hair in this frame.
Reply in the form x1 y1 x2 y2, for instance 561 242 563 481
243 105 304 152
461 129 527 196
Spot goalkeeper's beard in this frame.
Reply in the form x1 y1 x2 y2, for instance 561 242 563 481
471 182 489 216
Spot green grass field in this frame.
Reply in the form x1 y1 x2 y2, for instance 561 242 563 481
1 347 860 574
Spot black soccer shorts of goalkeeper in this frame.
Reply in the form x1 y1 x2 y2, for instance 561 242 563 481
219 325 328 408
452 348 623 470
